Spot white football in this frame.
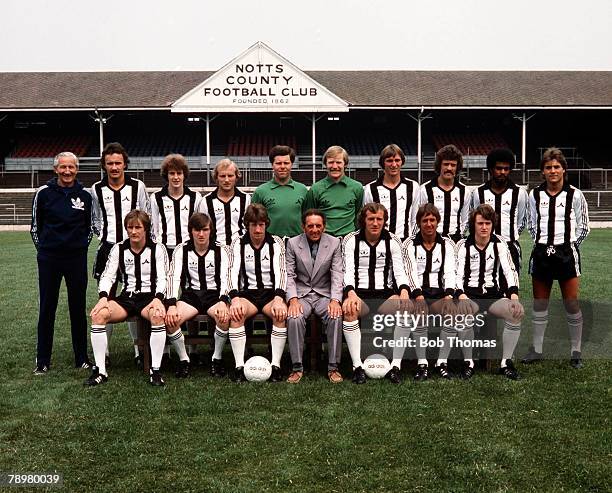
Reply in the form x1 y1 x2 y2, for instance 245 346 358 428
244 356 272 382
363 354 391 379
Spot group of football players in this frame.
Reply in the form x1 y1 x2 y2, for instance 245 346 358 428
31 141 589 386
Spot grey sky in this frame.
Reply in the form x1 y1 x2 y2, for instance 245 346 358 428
1 0 611 71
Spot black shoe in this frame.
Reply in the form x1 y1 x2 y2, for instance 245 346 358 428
414 364 429 382
352 366 367 384
210 358 226 378
270 365 282 383
434 363 452 380
385 366 402 384
231 366 247 383
175 360 190 378
521 346 543 364
150 369 165 386
84 366 108 386
570 351 583 369
33 363 49 375
76 359 92 370
460 361 475 380
498 360 521 380
134 354 143 369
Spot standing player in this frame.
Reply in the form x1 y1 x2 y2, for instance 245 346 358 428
165 213 232 378
471 148 528 287
304 145 364 237
150 153 202 255
198 158 250 245
400 204 457 381
85 210 169 386
251 145 308 238
363 144 420 240
226 204 288 382
342 203 418 384
90 142 150 366
522 147 590 368
419 144 470 242
455 204 524 380
150 153 202 364
31 151 94 374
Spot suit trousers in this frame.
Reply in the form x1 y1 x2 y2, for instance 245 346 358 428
287 292 342 371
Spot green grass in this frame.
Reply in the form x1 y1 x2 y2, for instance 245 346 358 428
0 231 610 492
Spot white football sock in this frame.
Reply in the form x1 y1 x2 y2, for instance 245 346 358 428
270 326 287 367
229 326 246 368
413 326 428 365
342 320 363 368
168 328 189 362
532 309 548 353
459 328 474 362
436 328 455 366
391 324 411 369
502 322 521 365
567 310 583 353
91 325 108 376
213 326 229 360
149 325 166 370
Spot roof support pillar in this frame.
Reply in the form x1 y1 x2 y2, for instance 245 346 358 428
409 108 432 183
307 113 325 185
513 112 535 184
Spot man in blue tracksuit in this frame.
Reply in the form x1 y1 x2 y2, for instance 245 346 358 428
30 151 95 374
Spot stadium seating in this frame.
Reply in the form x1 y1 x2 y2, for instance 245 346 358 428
431 133 509 155
10 135 93 158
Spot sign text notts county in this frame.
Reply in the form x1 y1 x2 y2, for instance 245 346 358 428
202 63 318 105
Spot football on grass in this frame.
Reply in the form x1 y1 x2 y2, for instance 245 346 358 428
364 354 391 379
244 356 272 382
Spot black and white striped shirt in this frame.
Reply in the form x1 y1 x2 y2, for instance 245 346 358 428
99 239 168 299
418 179 470 239
342 229 417 295
91 176 150 244
455 234 519 297
150 186 202 249
227 233 287 298
528 182 590 247
166 241 230 304
198 189 251 245
471 181 528 243
362 177 420 240
403 233 456 298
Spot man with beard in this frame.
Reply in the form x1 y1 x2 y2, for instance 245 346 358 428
418 144 470 242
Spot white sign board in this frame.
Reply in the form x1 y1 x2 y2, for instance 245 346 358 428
172 42 348 113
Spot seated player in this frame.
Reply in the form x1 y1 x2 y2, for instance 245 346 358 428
165 213 231 378
226 204 288 382
85 210 170 387
342 203 418 384
401 204 457 381
455 204 525 380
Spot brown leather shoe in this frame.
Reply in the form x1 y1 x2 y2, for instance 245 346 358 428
328 369 344 383
287 371 303 384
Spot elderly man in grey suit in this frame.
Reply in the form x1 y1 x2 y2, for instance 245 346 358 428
286 209 344 383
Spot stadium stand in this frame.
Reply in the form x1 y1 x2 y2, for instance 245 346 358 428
10 135 92 158
431 132 509 156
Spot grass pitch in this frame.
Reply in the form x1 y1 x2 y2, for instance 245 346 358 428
0 231 610 492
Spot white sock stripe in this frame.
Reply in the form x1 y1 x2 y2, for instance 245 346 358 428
343 320 359 329
271 330 287 338
503 322 521 331
151 325 165 329
91 327 106 333
215 327 229 337
168 331 184 341
229 331 246 338
151 327 166 333
566 311 583 321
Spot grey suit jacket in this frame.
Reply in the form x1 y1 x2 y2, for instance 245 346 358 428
285 232 343 302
